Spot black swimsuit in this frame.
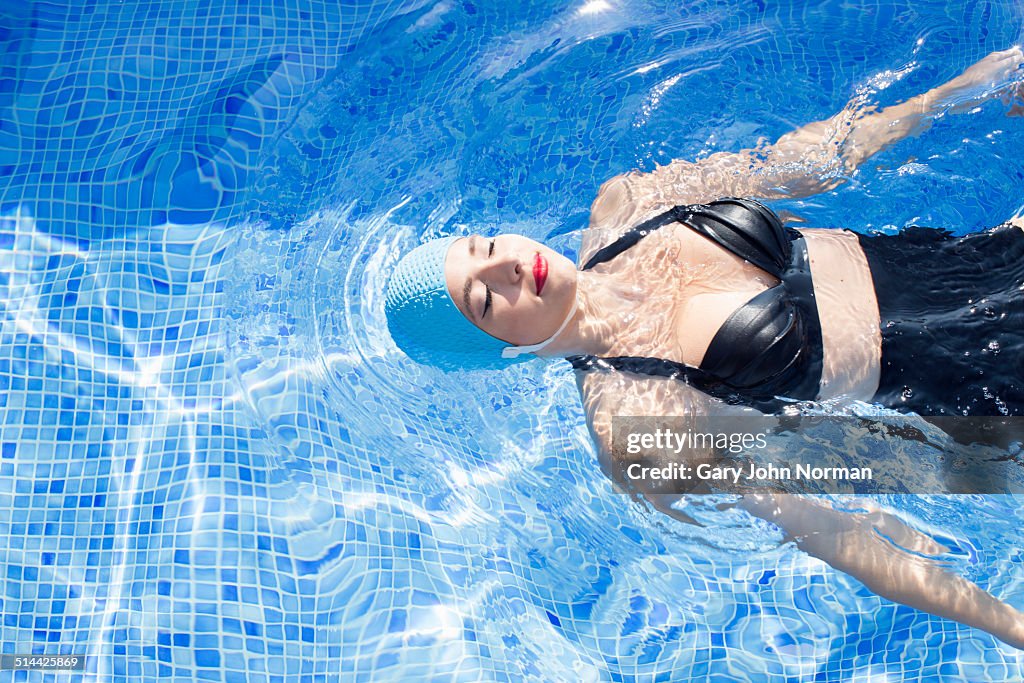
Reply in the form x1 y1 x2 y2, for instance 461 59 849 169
570 197 1024 423
567 198 824 413
856 223 1024 418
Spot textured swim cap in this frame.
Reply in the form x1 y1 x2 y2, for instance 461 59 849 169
385 236 534 371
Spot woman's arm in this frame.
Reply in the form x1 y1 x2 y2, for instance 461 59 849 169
580 371 1024 645
741 493 1024 649
577 368 765 523
591 47 1024 228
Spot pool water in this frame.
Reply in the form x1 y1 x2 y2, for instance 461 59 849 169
2 0 1024 680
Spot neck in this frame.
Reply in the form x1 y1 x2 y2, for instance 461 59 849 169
534 270 641 358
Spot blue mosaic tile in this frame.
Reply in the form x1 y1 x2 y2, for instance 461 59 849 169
0 0 1023 680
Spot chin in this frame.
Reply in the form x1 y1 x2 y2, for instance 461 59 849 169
549 262 576 291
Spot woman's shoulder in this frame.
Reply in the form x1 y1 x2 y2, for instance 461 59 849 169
576 366 717 434
582 173 677 267
588 172 668 230
587 157 729 233
575 367 737 485
584 168 771 259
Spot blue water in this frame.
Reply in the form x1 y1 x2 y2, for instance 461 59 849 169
2 0 1024 680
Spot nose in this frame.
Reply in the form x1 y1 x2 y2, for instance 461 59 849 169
478 249 524 287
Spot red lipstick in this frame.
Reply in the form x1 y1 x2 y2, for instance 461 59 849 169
533 252 548 296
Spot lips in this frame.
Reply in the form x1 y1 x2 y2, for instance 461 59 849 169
533 252 548 296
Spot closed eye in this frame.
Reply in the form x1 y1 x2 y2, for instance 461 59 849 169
479 239 495 317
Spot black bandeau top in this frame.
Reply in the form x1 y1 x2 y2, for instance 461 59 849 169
567 197 823 413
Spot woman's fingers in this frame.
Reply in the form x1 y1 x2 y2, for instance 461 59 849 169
937 47 1024 115
959 46 1024 84
1002 81 1024 116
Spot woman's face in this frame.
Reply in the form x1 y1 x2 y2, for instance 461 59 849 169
444 234 577 346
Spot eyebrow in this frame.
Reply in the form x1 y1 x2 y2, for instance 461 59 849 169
462 277 474 321
462 236 477 321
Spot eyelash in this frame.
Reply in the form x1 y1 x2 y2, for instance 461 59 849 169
482 239 495 317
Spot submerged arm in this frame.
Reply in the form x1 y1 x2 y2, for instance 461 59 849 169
740 493 1024 649
580 374 1024 645
577 369 756 524
591 47 1024 226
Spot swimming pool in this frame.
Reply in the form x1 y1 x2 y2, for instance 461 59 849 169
2 0 1024 680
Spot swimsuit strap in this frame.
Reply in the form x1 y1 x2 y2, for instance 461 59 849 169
581 198 793 276
565 354 796 413
581 208 682 271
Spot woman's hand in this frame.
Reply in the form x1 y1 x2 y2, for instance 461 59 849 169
931 46 1024 115
999 49 1024 116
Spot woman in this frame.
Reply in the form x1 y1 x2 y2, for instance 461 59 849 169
385 48 1024 647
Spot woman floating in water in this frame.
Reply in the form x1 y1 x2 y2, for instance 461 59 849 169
385 48 1024 647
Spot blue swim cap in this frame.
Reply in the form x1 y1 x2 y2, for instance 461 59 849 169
385 236 534 372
